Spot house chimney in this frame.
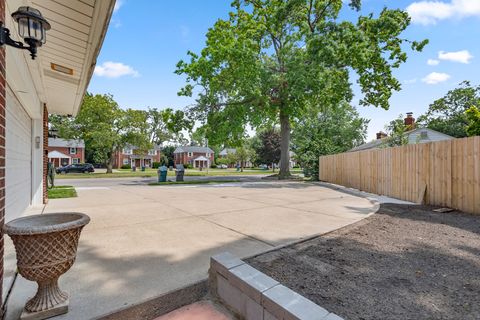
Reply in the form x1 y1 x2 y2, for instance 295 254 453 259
376 131 387 140
404 112 415 129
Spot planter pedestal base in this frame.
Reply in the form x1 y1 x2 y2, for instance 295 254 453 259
21 299 68 320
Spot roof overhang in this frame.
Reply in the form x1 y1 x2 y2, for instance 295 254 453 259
48 150 70 159
5 0 116 117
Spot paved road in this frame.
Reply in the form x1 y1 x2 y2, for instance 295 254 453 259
5 180 378 320
56 175 268 188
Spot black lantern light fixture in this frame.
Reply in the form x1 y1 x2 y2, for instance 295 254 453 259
0 6 50 60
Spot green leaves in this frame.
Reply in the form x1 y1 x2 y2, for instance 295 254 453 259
292 102 368 178
49 94 193 170
176 0 425 176
383 114 409 147
465 106 480 137
418 81 480 138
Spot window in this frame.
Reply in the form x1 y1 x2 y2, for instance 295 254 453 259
206 153 210 157
123 158 129 165
69 147 77 154
188 152 193 157
148 149 157 156
72 158 80 164
123 148 132 155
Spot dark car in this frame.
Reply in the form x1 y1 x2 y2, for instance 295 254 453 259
56 163 95 174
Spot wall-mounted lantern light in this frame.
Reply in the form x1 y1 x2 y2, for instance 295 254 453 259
0 7 50 60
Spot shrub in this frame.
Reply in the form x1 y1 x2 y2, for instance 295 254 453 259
152 162 161 169
183 163 193 169
210 164 217 169
121 164 131 169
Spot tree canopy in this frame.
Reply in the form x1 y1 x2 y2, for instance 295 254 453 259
176 0 426 178
252 128 281 169
383 114 409 147
292 102 368 178
418 81 480 138
50 94 191 173
465 106 480 137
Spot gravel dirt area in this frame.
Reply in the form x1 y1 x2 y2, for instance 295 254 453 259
247 204 480 320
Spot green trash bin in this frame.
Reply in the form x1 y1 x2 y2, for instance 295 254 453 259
158 166 168 182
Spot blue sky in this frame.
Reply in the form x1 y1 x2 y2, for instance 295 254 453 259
88 0 480 141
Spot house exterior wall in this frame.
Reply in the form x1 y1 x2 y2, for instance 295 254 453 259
113 150 162 169
47 146 85 166
174 152 215 166
5 88 32 221
407 129 453 144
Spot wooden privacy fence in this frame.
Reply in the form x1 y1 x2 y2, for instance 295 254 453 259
319 136 480 215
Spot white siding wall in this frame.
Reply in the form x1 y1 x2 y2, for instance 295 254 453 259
5 89 32 222
407 129 454 144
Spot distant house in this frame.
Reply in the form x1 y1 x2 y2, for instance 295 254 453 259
174 146 215 168
218 148 237 158
48 138 85 167
219 148 237 168
350 113 454 152
218 148 254 168
113 145 162 169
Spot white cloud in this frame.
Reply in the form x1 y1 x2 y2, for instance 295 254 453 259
94 61 139 78
438 50 473 64
422 72 450 84
427 59 440 66
404 78 418 84
113 0 124 13
407 0 480 25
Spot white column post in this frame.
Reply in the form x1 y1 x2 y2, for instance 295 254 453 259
31 117 44 206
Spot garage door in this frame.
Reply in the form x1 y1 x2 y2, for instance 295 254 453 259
5 89 32 221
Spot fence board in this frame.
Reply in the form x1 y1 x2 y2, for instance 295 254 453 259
319 136 480 215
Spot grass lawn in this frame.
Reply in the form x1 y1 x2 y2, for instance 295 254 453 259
148 179 241 186
48 186 77 199
55 168 286 179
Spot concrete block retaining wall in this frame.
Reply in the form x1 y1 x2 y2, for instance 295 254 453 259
210 252 343 320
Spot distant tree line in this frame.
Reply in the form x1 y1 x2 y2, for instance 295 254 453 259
49 93 192 173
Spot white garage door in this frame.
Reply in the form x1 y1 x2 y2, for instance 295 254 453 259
5 89 32 222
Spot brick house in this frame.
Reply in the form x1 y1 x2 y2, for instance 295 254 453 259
174 146 214 168
113 145 162 169
47 138 85 167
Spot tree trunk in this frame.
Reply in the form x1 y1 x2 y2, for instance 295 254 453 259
105 154 114 174
279 109 291 179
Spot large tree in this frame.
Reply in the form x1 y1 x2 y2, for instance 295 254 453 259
292 102 368 178
176 0 426 178
418 81 480 138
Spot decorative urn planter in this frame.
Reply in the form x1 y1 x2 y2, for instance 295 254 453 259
4 212 90 320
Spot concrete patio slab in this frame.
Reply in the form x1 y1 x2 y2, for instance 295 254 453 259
4 179 378 320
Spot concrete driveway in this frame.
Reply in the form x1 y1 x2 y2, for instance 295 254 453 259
5 179 378 320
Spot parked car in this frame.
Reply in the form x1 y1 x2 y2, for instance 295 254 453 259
56 163 95 174
218 164 228 169
259 164 268 170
